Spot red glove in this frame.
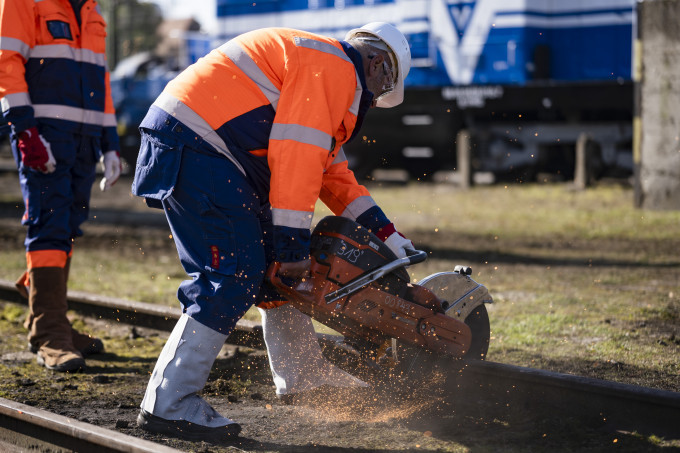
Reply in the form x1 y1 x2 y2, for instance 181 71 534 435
18 127 56 173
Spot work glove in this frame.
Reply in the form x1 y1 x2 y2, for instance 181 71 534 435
99 150 121 191
17 127 56 173
377 223 415 259
384 231 416 259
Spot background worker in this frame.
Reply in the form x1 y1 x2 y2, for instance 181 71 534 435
0 0 121 372
131 23 413 441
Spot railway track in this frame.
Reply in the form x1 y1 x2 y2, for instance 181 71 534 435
0 279 678 451
0 397 182 453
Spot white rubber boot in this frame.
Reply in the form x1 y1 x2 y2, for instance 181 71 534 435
138 314 241 440
258 304 367 398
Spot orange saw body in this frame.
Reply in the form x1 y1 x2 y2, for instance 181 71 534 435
267 216 489 359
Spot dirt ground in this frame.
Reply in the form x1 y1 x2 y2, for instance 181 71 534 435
4 309 672 453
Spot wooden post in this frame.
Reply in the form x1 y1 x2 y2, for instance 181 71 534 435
574 132 590 189
456 129 472 189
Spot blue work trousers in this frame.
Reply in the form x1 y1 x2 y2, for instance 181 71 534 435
11 124 99 253
160 146 277 334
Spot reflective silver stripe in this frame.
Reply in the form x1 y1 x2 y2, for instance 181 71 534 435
0 37 30 59
217 41 280 110
272 208 313 229
341 195 377 221
330 146 347 166
103 112 117 127
153 92 246 175
32 104 116 127
33 104 105 126
293 37 352 64
30 44 106 66
1 92 31 113
270 123 333 151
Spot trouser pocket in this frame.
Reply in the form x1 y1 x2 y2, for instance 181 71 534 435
131 130 183 201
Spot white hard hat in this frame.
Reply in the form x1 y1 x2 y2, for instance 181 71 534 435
345 22 411 108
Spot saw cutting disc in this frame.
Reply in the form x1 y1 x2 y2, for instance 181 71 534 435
385 271 492 387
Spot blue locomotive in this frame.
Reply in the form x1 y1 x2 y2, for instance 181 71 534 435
112 0 635 181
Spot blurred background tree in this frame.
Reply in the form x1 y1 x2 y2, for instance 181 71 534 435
98 0 164 69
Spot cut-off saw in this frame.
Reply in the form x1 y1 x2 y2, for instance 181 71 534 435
267 216 493 384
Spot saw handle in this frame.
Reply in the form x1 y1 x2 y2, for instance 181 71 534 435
265 262 316 305
266 261 291 292
405 249 427 265
266 250 428 305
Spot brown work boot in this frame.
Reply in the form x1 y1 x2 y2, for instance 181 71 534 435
22 255 104 357
28 328 104 356
25 265 86 372
71 328 105 355
36 343 85 372
61 254 103 355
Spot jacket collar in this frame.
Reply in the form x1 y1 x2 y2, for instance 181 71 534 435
340 40 374 144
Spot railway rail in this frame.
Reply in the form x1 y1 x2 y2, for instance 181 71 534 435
0 397 182 453
0 279 678 450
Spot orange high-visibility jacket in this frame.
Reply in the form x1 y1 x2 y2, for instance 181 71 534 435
141 28 390 261
0 0 119 152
